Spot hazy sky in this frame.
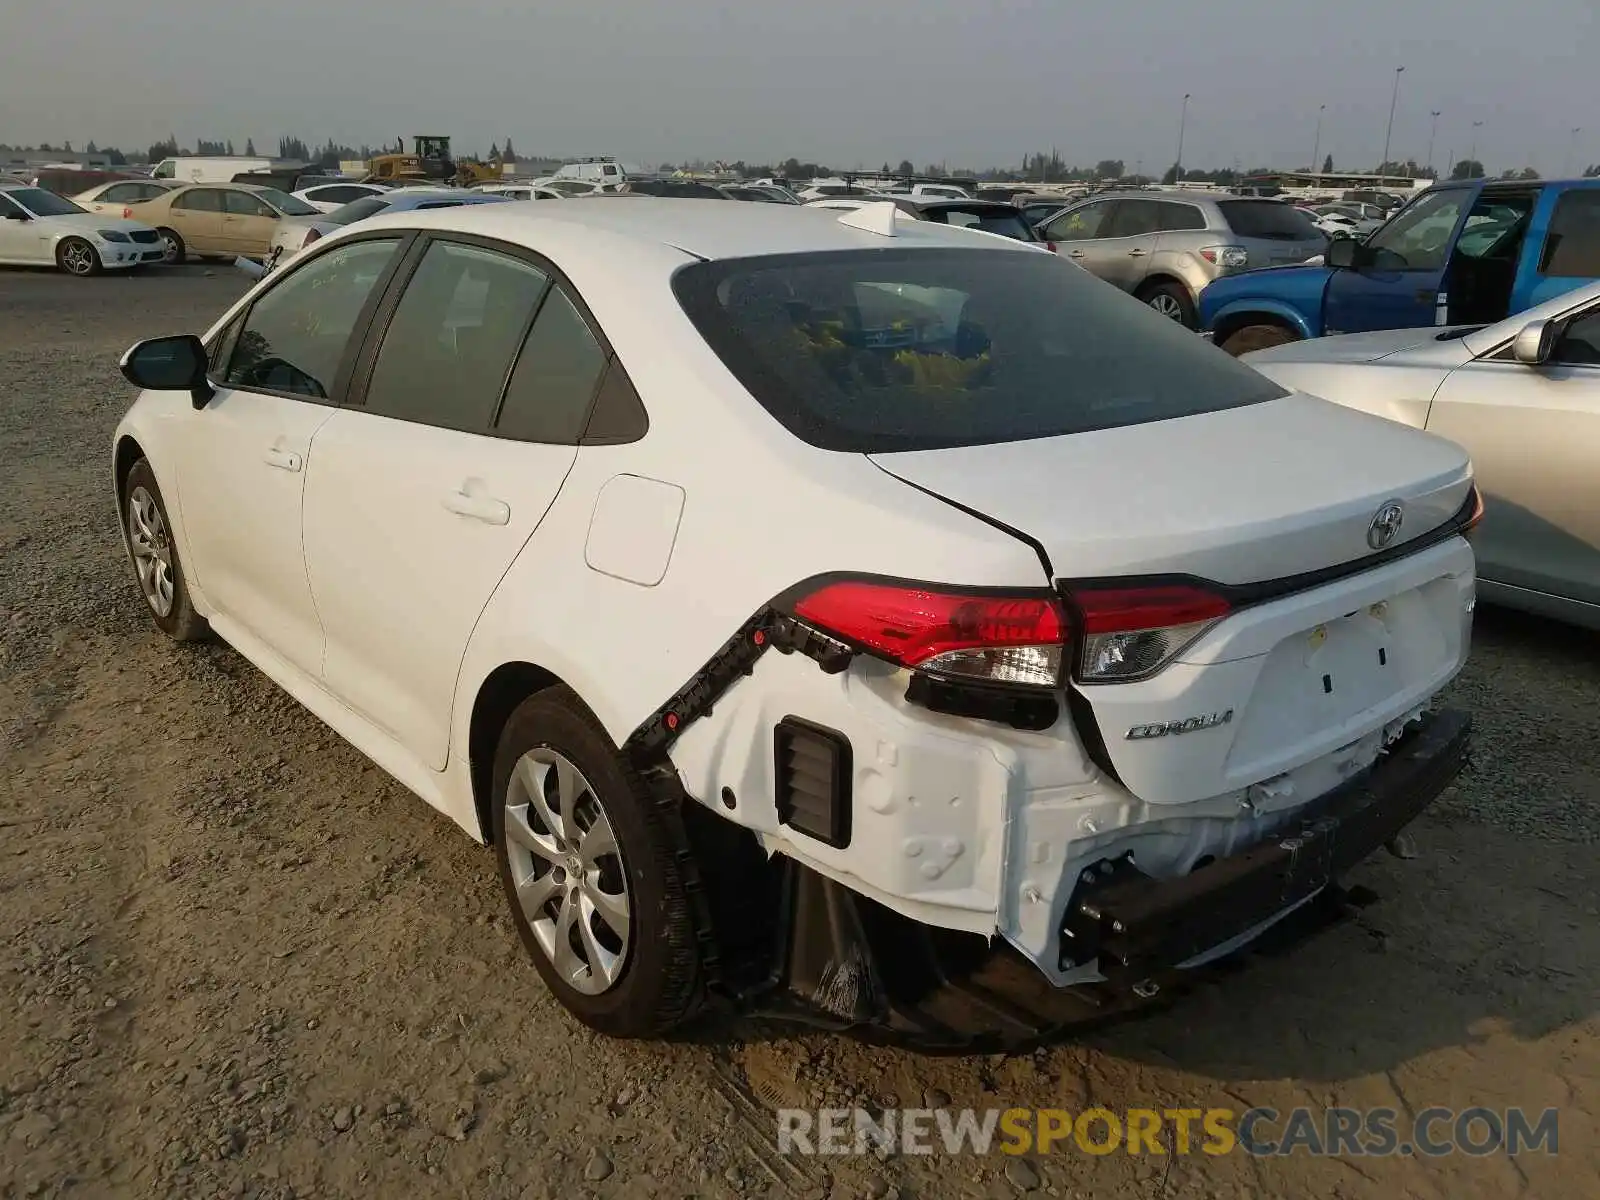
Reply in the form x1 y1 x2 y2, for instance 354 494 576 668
3 0 1596 175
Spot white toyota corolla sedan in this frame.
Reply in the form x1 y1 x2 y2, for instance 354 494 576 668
112 199 1481 1044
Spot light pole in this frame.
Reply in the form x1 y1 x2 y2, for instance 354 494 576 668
1174 93 1191 181
1426 110 1441 176
1565 127 1582 177
1380 65 1405 176
1469 121 1484 172
1311 104 1326 174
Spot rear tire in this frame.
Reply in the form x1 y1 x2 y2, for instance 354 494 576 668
121 459 210 642
1219 323 1299 356
492 687 702 1037
56 238 101 277
157 227 185 265
1138 280 1197 329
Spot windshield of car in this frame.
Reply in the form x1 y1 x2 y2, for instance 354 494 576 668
326 196 393 225
628 180 726 198
922 206 1038 241
674 247 1286 453
253 188 319 216
7 188 86 217
1217 200 1321 241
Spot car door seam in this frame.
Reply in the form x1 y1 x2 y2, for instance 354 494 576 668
441 447 585 773
299 406 343 677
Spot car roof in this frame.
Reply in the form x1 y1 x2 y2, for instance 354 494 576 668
379 190 511 209
167 181 279 194
898 197 1021 212
351 196 1039 261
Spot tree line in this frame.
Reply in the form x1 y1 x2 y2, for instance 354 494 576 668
5 139 1596 182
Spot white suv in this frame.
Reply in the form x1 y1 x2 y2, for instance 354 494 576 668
112 199 1479 1044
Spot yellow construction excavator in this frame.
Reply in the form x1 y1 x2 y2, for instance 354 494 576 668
364 136 504 186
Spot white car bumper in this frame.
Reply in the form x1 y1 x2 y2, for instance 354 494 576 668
94 236 166 270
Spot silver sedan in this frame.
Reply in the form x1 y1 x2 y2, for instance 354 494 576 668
1242 279 1600 629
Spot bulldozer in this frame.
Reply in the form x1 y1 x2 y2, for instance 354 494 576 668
364 136 505 186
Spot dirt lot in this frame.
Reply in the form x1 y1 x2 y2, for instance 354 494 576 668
1 265 1596 1200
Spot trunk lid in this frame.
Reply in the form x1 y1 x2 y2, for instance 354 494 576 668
869 392 1471 585
871 392 1475 805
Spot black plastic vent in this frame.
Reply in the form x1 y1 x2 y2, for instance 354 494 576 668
774 717 853 849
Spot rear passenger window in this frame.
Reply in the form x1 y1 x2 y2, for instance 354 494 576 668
1156 203 1206 232
1107 200 1165 238
1538 192 1600 277
364 241 550 432
176 189 224 213
224 238 401 398
496 287 607 443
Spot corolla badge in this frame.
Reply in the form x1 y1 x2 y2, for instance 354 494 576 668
1126 709 1234 740
1366 499 1406 551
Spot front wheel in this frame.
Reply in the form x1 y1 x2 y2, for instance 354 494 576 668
121 459 209 641
156 227 185 265
1219 323 1299 356
56 237 101 276
492 688 702 1037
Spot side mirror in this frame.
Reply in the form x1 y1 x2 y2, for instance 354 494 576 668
1325 238 1363 270
3 209 27 221
1511 319 1556 366
119 334 215 409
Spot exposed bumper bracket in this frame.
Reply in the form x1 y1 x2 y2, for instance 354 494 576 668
738 707 1469 1051
1061 707 1471 986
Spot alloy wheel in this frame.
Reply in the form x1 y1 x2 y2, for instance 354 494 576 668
503 748 631 995
1149 293 1185 320
127 485 175 616
62 240 97 276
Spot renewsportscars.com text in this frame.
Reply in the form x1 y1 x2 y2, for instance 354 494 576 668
776 1106 1560 1158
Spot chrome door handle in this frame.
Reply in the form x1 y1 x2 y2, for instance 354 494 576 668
263 447 302 472
442 486 510 526
1066 249 1086 258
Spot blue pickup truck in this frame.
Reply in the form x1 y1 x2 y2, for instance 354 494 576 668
1199 177 1600 354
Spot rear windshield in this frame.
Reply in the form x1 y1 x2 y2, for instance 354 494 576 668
254 188 319 216
628 180 726 198
1218 200 1321 241
922 206 1037 241
673 247 1286 453
327 196 392 225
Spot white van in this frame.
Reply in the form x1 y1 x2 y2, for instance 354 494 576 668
552 158 627 188
149 156 278 184
908 182 973 199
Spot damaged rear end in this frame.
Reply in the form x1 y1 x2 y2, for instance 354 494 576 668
655 243 1480 1047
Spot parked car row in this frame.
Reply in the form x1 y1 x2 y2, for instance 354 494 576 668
1028 191 1328 327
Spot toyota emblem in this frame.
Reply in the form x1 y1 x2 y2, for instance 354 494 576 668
1366 500 1406 550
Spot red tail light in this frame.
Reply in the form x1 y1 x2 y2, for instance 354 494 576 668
1067 585 1231 683
302 228 322 249
792 580 1065 688
1461 485 1485 534
1045 240 1058 253
786 577 1233 689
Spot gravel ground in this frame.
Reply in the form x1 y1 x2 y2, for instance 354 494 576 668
1 265 1596 1200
